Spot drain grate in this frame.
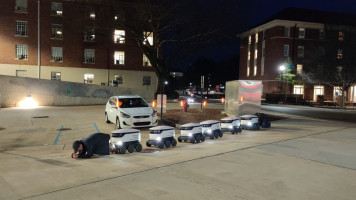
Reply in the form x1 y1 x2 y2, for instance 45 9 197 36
56 128 72 131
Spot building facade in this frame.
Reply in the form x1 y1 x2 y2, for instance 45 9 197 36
239 8 356 103
0 0 157 91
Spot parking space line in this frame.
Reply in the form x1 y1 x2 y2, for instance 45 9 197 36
53 125 64 145
93 123 100 132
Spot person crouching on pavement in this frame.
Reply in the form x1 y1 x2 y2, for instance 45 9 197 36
71 132 114 159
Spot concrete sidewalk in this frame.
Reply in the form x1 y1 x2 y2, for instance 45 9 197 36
1 105 356 199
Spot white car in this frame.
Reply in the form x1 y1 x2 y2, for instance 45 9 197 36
105 96 158 129
240 115 260 130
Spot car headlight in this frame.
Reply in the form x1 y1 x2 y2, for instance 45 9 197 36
187 98 194 103
156 137 161 141
120 112 131 118
207 129 212 134
188 133 192 137
117 141 123 146
247 122 252 126
151 110 157 117
229 126 233 129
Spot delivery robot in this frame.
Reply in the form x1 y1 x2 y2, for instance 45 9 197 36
111 129 143 154
146 126 177 149
178 123 205 144
200 120 223 139
240 115 260 130
220 117 242 134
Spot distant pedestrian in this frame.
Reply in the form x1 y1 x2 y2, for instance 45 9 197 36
71 133 113 159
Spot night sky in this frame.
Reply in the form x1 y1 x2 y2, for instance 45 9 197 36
184 0 356 70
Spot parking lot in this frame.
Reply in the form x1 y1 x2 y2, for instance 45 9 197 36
1 104 356 199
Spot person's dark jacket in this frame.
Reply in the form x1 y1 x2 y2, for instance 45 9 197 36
78 133 110 158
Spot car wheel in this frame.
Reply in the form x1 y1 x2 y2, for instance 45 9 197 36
158 142 165 149
178 137 182 142
200 134 206 142
214 131 219 139
146 141 152 147
239 127 242 133
127 145 134 153
195 135 201 143
105 113 110 123
219 130 223 137
210 135 215 139
135 143 143 152
115 117 121 129
171 139 177 147
165 140 172 148
190 137 196 144
119 146 126 154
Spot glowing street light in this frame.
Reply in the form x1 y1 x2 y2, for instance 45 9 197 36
164 81 168 85
279 65 286 71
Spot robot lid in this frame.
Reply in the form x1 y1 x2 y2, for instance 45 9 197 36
221 117 240 121
181 123 201 128
149 125 174 131
112 129 140 134
241 115 258 119
112 129 140 137
200 120 220 125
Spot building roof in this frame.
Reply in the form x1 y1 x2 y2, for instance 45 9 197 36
262 7 356 27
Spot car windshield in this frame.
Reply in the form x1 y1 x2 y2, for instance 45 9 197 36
119 98 149 108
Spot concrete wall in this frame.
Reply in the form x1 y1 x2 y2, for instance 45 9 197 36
0 75 154 107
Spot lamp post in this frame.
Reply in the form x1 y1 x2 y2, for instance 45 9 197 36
279 65 286 94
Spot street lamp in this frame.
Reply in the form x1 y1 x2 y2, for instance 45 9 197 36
164 81 168 85
279 65 286 94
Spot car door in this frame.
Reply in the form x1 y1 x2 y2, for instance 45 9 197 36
108 97 117 122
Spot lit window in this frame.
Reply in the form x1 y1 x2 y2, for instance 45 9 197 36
84 49 95 64
16 21 27 36
247 66 250 77
284 45 289 57
337 49 342 59
51 24 63 39
143 32 153 45
254 48 258 59
247 51 251 60
284 27 290 37
114 51 125 65
51 72 61 81
248 36 251 44
298 46 304 58
253 65 257 76
297 64 303 75
313 85 324 101
293 85 304 95
15 44 28 60
143 76 151 86
143 54 151 67
255 33 258 43
51 47 63 62
114 30 125 44
114 75 124 85
15 0 27 12
89 12 95 19
51 2 63 16
84 74 94 84
299 28 305 39
84 28 95 42
339 32 344 41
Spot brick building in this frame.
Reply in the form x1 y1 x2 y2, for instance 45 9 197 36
0 0 157 91
239 8 356 103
